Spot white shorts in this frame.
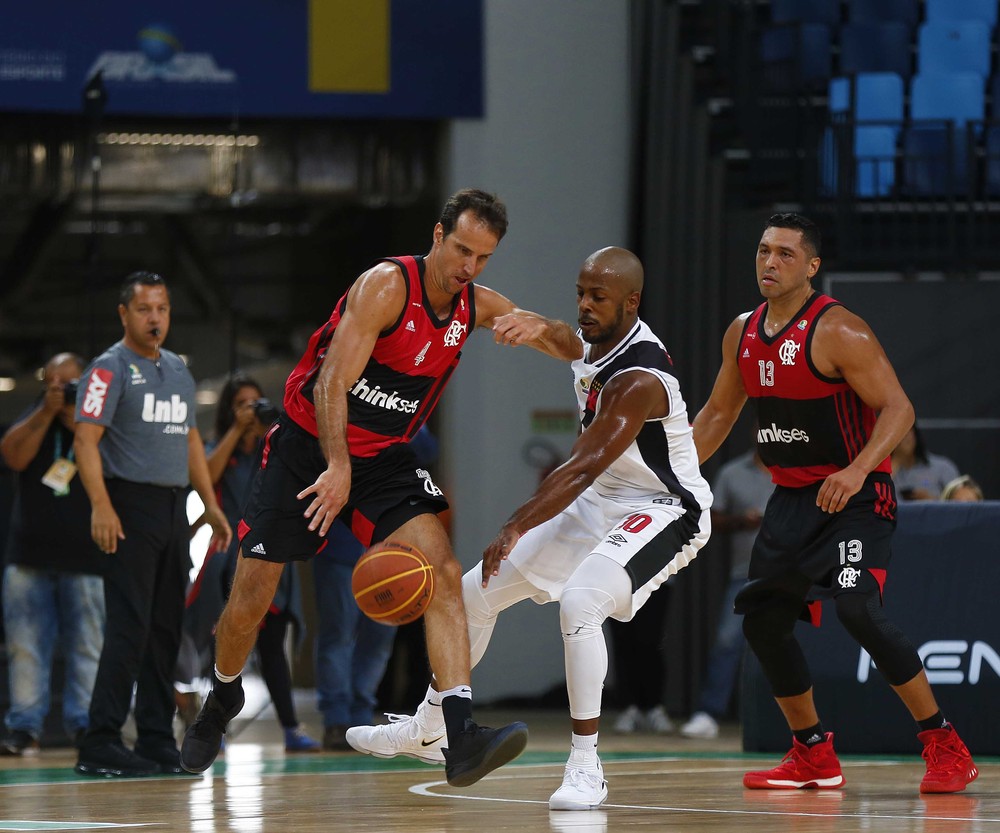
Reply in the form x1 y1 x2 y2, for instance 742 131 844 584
506 488 711 621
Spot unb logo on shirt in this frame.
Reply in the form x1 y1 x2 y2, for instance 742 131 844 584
142 393 188 434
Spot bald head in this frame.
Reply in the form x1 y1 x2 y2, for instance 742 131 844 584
581 246 644 295
44 352 85 382
576 247 644 350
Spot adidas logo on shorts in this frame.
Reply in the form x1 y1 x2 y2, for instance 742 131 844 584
250 543 266 555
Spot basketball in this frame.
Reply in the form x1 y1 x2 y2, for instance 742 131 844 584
352 541 435 626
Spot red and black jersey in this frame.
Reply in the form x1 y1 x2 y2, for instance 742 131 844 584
737 292 891 488
284 255 476 457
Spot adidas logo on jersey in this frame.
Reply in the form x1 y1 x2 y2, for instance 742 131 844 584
250 543 266 555
405 320 416 332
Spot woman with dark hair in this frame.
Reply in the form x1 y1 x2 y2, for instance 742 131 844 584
185 374 319 753
890 424 960 501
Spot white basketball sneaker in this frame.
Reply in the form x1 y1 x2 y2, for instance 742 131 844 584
549 752 608 811
345 708 446 765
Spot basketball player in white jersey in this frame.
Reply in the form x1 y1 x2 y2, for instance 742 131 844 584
347 247 713 811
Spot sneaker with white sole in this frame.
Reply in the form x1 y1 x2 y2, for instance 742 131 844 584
549 754 608 810
644 705 674 734
612 705 642 734
681 711 720 739
346 712 446 765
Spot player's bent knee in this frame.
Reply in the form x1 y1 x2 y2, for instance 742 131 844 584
559 587 611 639
461 568 493 623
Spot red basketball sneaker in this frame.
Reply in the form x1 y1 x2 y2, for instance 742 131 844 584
744 732 845 789
918 726 978 793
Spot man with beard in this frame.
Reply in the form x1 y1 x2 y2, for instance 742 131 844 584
347 246 713 811
182 189 582 787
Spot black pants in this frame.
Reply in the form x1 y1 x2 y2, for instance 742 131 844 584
83 480 190 749
608 585 671 710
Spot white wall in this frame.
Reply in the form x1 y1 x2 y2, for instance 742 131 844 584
442 1 631 702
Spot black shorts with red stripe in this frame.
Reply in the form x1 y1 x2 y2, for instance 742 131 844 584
238 415 449 563
734 471 897 618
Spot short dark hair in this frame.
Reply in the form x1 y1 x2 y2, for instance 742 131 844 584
215 373 263 440
439 188 508 242
765 213 822 258
119 271 169 306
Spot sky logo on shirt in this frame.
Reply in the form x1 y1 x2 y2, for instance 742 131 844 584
81 368 114 418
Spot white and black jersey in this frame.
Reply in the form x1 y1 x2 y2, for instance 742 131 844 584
573 319 712 512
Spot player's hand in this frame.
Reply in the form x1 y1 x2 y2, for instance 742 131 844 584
816 467 866 514
202 503 232 552
481 524 520 587
298 465 350 537
91 504 126 555
492 312 548 347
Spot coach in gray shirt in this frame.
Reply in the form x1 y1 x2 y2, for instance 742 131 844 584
73 271 230 777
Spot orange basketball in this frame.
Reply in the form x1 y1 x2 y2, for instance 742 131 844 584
351 541 435 626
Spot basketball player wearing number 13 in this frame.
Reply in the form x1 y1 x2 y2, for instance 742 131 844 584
692 213 977 793
180 189 582 785
350 246 714 811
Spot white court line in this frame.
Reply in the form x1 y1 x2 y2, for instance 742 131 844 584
409 768 995 824
0 823 150 831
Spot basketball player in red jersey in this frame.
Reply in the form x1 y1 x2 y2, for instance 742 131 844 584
692 213 976 793
180 189 581 786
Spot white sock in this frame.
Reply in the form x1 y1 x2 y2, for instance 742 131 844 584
569 732 600 768
438 685 472 701
214 664 240 684
419 685 445 731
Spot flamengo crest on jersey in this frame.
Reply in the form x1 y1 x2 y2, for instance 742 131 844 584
572 319 711 513
737 292 891 488
283 255 475 457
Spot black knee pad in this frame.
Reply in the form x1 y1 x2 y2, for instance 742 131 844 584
834 590 922 685
743 595 813 698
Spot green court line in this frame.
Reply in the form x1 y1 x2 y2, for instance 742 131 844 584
2 748 996 787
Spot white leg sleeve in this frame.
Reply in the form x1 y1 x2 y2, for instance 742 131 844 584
560 554 633 721
461 561 537 671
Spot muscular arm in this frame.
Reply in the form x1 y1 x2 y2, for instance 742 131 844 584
188 427 233 551
481 370 667 584
691 315 750 464
474 285 583 361
811 306 914 512
297 263 406 536
73 421 124 554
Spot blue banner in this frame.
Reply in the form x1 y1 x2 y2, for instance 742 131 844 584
0 1 482 118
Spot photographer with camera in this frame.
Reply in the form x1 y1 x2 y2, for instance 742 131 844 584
0 353 108 756
180 374 320 753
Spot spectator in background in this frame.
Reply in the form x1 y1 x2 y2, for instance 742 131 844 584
608 586 673 735
941 475 984 502
315 426 439 751
0 353 107 756
890 424 960 501
184 374 320 753
681 449 772 740
73 271 231 778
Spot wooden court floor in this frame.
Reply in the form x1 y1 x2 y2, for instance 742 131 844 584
0 708 996 832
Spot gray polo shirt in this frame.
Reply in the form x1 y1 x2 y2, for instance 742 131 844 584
76 341 195 487
712 452 775 579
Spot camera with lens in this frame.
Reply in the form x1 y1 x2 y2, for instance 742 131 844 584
63 379 80 405
252 398 280 425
